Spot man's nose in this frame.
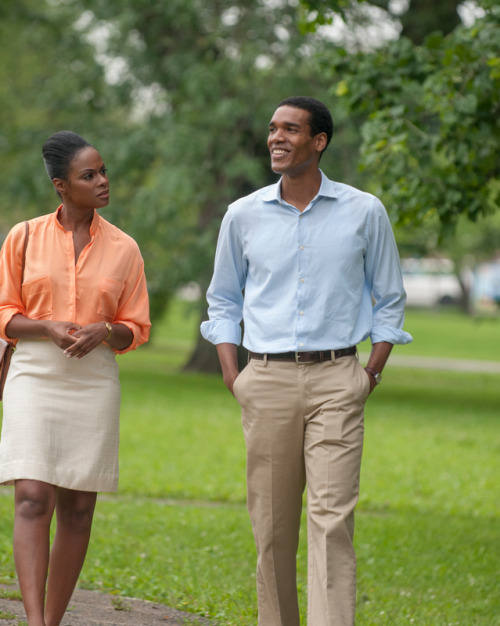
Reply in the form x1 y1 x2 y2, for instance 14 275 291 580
273 128 286 142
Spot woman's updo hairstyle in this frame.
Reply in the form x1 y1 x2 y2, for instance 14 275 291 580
42 131 91 194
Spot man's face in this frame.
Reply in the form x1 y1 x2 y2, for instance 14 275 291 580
267 106 325 177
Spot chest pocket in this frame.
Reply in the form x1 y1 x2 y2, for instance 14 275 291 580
22 276 53 319
97 278 124 320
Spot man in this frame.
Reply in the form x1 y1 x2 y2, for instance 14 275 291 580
201 96 412 626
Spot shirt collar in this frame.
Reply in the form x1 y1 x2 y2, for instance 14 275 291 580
262 170 339 204
53 206 100 235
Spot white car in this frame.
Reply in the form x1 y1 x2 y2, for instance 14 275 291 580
401 258 463 307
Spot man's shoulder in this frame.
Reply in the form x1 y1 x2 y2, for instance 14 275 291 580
333 180 378 203
330 180 386 217
228 183 277 214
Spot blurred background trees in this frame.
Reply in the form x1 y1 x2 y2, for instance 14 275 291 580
1 0 499 368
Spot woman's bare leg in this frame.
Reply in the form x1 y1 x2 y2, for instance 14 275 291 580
14 480 57 626
44 488 97 626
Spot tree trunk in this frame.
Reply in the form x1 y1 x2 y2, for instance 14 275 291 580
183 307 248 373
183 325 221 373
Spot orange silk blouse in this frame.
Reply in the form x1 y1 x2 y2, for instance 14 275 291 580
0 208 150 353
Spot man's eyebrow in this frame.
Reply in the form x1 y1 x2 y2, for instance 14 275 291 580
269 121 302 128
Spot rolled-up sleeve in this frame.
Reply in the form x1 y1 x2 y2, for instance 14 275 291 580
364 200 412 346
113 255 151 354
200 210 247 346
0 223 28 341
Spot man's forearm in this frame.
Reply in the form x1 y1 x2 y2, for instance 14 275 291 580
216 342 239 395
366 341 393 373
364 341 393 392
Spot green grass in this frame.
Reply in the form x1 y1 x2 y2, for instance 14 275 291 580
391 306 500 360
0 303 499 624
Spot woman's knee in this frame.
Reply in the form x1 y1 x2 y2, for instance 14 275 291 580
56 490 97 533
14 480 56 521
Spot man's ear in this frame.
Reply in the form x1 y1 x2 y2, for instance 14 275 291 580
52 178 66 196
315 132 328 154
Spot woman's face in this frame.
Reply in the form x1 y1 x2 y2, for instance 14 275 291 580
55 146 109 210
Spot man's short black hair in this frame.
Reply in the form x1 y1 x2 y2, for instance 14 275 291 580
278 96 333 154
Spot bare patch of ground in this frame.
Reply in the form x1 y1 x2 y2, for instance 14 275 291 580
0 584 215 625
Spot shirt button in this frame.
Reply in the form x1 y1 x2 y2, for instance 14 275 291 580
299 245 304 250
299 342 304 347
299 310 304 316
300 278 305 283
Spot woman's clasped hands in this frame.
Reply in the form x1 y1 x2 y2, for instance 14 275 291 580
45 320 109 359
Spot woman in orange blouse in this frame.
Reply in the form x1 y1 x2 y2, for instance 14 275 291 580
0 131 151 626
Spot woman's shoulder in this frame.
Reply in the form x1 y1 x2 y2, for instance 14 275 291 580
4 213 50 244
96 214 141 252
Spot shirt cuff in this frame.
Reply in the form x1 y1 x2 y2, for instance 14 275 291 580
200 319 242 346
111 320 151 354
370 325 413 345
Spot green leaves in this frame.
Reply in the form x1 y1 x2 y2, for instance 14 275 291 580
322 6 500 231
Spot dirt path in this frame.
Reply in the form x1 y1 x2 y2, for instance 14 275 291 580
0 584 215 625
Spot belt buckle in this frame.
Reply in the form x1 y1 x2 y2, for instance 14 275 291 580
295 352 316 364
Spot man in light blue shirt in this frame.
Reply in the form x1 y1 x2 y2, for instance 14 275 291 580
201 96 412 626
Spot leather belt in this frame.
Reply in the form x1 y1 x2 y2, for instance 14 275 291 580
249 347 357 364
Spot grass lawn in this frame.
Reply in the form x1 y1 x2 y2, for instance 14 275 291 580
392 306 500 361
0 304 499 624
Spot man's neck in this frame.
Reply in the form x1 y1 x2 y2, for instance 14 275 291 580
280 169 322 213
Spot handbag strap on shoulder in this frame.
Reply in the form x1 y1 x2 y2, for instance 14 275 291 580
21 220 29 283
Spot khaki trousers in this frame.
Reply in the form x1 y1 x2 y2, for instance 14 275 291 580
233 354 370 626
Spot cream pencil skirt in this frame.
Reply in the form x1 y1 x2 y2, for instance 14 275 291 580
0 339 121 492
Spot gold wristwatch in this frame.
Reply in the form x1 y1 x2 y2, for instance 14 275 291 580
104 322 112 341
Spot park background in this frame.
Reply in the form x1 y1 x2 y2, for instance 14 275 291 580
0 0 499 624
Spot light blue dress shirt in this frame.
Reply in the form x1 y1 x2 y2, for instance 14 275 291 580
201 171 412 352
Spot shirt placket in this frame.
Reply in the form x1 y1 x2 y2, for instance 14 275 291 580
65 231 77 323
296 211 308 349
74 237 95 324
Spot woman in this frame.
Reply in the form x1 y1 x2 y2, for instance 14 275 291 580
0 131 151 626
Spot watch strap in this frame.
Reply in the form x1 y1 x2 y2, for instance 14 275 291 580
365 366 381 384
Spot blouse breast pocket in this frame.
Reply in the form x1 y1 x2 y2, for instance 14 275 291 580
22 276 53 319
97 278 125 321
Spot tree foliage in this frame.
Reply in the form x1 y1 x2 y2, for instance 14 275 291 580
369 0 461 44
0 0 128 232
306 0 500 233
299 0 461 42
